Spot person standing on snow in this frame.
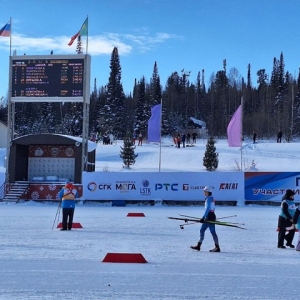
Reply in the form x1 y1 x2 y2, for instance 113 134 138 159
252 131 257 143
190 186 221 252
58 181 79 231
292 205 300 251
277 129 283 143
182 133 186 148
277 189 296 248
138 132 143 146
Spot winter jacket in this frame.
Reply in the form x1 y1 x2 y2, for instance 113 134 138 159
278 198 296 228
203 195 216 221
293 207 300 229
58 184 78 209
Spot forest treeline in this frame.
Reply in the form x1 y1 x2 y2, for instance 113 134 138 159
1 47 300 142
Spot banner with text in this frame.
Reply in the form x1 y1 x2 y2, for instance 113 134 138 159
245 172 300 202
82 172 243 201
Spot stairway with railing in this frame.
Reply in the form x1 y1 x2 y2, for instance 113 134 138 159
0 179 29 202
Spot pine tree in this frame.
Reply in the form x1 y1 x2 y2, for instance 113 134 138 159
76 35 83 54
105 47 126 138
120 137 138 168
203 137 218 171
149 61 162 106
134 77 149 136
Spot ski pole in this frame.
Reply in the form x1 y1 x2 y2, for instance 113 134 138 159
179 221 199 229
216 215 237 220
52 201 61 231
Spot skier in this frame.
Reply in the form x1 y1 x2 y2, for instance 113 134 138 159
277 189 296 248
58 181 79 231
190 186 221 252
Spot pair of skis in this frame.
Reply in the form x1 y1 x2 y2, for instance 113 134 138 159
168 214 246 230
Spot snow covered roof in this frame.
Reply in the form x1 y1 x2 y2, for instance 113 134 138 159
12 134 97 152
189 117 206 129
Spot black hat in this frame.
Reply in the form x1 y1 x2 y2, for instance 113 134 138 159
285 189 295 197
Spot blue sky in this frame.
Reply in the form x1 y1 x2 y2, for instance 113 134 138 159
0 0 300 100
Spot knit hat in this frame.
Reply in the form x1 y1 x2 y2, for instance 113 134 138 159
285 189 295 197
65 181 73 189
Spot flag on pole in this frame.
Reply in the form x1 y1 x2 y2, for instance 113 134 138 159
0 21 11 37
148 104 162 142
227 105 242 147
68 17 88 46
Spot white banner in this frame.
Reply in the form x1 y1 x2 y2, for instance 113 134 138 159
82 172 244 201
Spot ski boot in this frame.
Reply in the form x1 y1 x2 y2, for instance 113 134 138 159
190 242 201 251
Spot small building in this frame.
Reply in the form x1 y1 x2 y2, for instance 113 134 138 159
3 134 96 201
7 134 96 184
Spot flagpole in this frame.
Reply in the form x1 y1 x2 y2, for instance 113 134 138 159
159 99 162 172
9 17 12 56
240 96 243 171
86 15 88 54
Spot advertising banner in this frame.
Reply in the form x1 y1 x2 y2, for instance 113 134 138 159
82 172 244 201
245 172 300 202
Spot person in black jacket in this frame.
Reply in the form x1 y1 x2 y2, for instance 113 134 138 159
277 189 296 248
252 131 257 143
277 129 283 143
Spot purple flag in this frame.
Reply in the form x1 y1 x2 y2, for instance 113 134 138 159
148 104 162 142
227 105 242 147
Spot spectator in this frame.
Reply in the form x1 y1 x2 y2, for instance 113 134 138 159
192 132 198 143
138 132 143 146
187 132 191 144
182 133 186 148
176 133 181 148
132 132 137 145
277 129 283 143
253 131 257 143
109 133 114 145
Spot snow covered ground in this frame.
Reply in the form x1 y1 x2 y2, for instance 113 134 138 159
1 137 300 299
1 202 300 299
95 137 300 172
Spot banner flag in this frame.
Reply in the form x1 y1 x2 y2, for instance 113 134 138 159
148 104 162 142
68 17 88 46
227 105 242 147
0 21 11 37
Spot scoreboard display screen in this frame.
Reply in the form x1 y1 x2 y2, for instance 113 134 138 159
10 55 91 102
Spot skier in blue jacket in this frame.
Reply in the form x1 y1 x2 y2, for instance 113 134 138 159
58 181 79 231
190 186 221 252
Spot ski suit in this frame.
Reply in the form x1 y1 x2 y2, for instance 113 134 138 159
199 195 219 245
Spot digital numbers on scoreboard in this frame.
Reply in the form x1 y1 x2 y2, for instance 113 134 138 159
11 57 85 99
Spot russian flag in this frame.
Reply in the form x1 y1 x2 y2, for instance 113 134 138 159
0 21 11 37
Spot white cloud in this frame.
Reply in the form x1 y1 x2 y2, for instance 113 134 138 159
0 31 181 56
